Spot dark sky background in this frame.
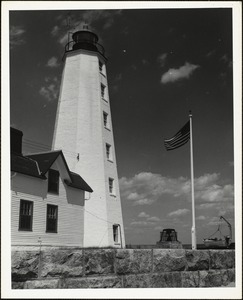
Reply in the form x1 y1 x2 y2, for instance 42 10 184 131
9 6 236 245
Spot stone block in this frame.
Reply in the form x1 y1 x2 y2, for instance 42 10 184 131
181 271 200 287
227 268 235 283
12 281 25 289
62 276 122 288
153 249 187 273
115 249 152 275
24 279 60 289
123 274 151 288
41 249 84 278
12 251 40 281
199 270 222 287
151 272 182 288
209 250 235 269
185 250 210 271
84 249 115 275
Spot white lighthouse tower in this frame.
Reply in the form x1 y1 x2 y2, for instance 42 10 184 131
52 24 125 248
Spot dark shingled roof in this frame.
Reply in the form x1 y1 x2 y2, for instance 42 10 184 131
65 172 93 193
27 151 63 175
27 151 93 192
11 154 45 179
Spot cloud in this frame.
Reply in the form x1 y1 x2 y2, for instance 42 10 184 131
196 215 206 220
138 212 150 218
46 57 60 68
51 25 59 36
39 77 60 102
147 216 160 222
161 62 200 84
119 172 234 206
158 53 168 67
10 25 26 48
168 208 190 217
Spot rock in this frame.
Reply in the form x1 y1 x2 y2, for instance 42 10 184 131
153 249 187 273
84 249 115 275
41 249 84 278
185 250 210 271
123 274 151 288
12 251 40 281
181 271 200 287
115 249 152 274
151 272 182 288
62 276 122 288
209 250 235 269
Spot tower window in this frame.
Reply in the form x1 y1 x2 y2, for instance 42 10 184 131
48 169 59 194
106 143 112 161
46 204 58 233
103 112 109 129
109 178 115 195
113 225 119 243
19 200 33 231
101 84 106 99
99 61 103 73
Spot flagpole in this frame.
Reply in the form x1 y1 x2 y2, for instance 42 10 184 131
189 111 197 250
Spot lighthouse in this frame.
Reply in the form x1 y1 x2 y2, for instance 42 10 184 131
52 24 125 248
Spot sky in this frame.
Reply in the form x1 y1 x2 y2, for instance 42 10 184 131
7 3 241 246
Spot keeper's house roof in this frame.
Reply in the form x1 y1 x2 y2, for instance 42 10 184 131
11 127 93 193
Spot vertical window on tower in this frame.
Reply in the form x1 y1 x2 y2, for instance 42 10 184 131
109 178 115 196
48 169 59 195
19 200 33 231
46 204 58 233
99 60 103 73
101 84 106 99
113 225 119 243
103 112 109 129
106 143 112 161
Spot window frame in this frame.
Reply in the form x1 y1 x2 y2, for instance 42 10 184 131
46 204 58 233
113 224 119 243
103 111 109 129
48 169 60 195
109 177 115 196
101 83 106 99
19 199 33 231
106 143 113 161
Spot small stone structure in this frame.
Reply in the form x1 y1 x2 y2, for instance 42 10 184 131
12 247 235 289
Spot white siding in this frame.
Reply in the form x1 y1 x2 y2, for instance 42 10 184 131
11 171 85 247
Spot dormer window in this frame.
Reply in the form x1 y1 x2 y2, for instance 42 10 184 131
48 169 59 195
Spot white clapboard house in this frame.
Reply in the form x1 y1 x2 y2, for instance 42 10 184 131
11 127 93 247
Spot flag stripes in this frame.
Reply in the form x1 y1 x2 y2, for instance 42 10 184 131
164 121 190 151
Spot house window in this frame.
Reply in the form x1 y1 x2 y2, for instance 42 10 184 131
46 204 58 233
48 169 59 194
109 178 115 195
113 225 119 243
101 84 105 99
103 112 109 129
19 200 33 231
106 143 112 161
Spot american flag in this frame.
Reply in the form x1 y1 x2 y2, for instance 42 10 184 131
164 121 190 151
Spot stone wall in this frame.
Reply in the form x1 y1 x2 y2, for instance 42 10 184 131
12 247 235 289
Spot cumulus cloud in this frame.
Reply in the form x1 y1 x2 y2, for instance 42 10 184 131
161 62 200 84
158 53 168 67
39 77 60 102
10 25 26 48
119 172 234 206
138 212 150 218
46 57 60 68
196 215 206 220
168 208 190 217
